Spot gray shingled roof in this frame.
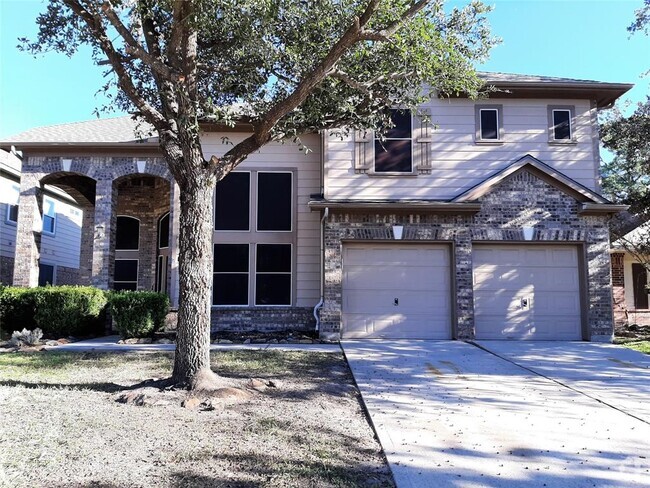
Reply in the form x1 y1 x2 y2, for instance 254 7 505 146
478 71 632 87
2 116 156 144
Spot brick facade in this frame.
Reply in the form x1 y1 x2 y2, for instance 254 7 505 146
55 265 80 285
320 169 615 341
0 256 14 285
211 307 316 333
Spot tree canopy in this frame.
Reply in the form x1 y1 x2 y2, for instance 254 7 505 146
22 0 497 387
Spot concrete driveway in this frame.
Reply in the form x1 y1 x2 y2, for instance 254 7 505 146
342 340 650 488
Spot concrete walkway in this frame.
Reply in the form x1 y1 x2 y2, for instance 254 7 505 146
342 340 650 488
46 335 341 353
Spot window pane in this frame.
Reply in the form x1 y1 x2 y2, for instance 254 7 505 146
480 109 499 139
116 216 140 250
43 215 55 234
257 173 292 231
215 172 250 230
158 213 170 248
257 244 291 272
214 244 249 272
385 110 411 139
114 259 138 282
8 204 18 222
213 273 248 305
553 111 571 140
255 274 291 305
38 264 54 287
632 263 649 309
375 140 412 173
114 282 137 291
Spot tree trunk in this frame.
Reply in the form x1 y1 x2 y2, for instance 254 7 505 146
171 167 219 388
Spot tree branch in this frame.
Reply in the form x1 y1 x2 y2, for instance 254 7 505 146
63 0 166 128
102 1 181 81
359 0 429 41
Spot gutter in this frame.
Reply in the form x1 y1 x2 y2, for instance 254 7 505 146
313 206 329 332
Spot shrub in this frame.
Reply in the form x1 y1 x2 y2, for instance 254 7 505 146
9 328 43 347
0 287 38 334
108 291 170 339
33 286 108 337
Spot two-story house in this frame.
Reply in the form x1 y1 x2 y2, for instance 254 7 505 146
0 72 631 341
0 149 83 286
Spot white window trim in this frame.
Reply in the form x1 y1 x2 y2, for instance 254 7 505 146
254 243 293 307
5 183 19 225
548 105 576 144
115 215 141 251
474 104 504 144
372 109 415 175
114 258 139 290
42 197 57 236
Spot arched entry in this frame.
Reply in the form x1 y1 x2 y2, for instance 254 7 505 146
114 215 140 290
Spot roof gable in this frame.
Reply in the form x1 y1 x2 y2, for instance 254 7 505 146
453 154 611 205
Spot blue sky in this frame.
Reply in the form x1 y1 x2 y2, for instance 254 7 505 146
0 0 648 138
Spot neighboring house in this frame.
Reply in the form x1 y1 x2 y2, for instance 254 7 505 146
0 149 83 286
611 222 650 328
0 72 632 341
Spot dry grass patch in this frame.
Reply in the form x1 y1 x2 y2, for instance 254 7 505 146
0 350 393 488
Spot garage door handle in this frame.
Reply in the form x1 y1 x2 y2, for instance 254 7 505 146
394 298 399 306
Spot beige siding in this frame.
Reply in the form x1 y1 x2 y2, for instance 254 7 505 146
325 98 599 201
40 196 83 269
201 133 322 307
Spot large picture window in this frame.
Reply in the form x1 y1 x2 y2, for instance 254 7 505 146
114 259 138 291
213 170 294 306
374 109 412 173
116 216 140 250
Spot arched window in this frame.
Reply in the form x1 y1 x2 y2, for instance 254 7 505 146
116 216 140 250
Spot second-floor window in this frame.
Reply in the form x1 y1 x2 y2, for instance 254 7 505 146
6 184 19 223
552 109 572 140
375 109 412 173
42 198 56 235
475 105 503 142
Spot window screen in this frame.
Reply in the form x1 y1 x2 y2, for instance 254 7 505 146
553 110 572 140
215 172 250 230
116 216 140 250
114 259 138 291
38 263 54 287
255 244 291 305
480 109 499 140
257 173 292 231
375 110 412 173
213 244 249 305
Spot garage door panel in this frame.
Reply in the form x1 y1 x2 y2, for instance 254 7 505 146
344 314 450 339
343 266 449 290
473 245 582 341
342 244 452 339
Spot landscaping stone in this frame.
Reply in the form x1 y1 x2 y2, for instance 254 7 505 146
155 338 173 344
45 340 60 347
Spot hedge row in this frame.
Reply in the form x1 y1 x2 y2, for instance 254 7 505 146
0 286 169 339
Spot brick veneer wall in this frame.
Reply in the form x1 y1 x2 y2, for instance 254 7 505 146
55 265 80 285
211 307 316 333
320 169 615 341
611 252 627 329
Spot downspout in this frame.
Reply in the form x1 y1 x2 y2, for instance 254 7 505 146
313 206 329 330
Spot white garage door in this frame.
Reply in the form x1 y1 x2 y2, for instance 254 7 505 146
342 243 452 339
473 245 582 340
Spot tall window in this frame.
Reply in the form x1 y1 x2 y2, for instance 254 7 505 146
632 263 649 309
213 170 294 306
42 197 56 235
475 105 503 142
548 106 575 142
114 216 140 291
374 109 412 173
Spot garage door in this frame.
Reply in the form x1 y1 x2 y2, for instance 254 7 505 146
473 245 582 340
342 243 451 339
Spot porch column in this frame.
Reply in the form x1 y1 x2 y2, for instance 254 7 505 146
78 204 95 285
168 181 181 308
91 178 117 289
12 172 43 287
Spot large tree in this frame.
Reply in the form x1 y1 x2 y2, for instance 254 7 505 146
23 0 496 389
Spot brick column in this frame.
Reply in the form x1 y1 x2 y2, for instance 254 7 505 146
91 178 117 289
610 252 627 329
169 181 181 308
78 204 95 285
586 224 615 342
454 232 474 340
12 173 43 287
